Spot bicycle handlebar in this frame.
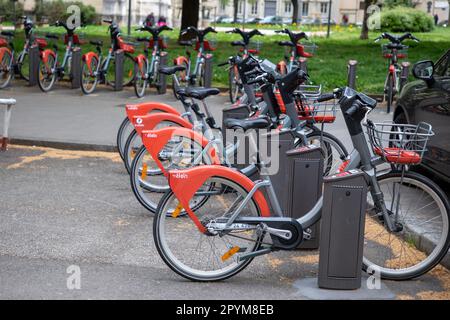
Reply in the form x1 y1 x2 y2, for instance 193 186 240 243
375 32 420 44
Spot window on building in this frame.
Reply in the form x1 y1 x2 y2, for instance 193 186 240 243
251 0 258 15
285 1 292 13
221 2 226 11
320 2 328 14
302 2 309 16
238 0 243 14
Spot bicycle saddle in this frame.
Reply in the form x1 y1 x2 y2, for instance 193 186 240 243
224 115 271 131
184 87 220 100
159 65 186 75
46 34 59 40
231 40 246 47
90 40 103 46
1 31 14 37
278 41 295 47
179 40 192 46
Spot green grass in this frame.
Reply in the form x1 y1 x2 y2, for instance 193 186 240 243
4 24 450 93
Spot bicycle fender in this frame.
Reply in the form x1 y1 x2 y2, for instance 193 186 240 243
0 47 11 65
135 54 147 75
131 113 193 136
173 55 188 66
168 165 271 218
125 102 180 122
81 51 99 74
141 127 220 173
389 64 395 75
40 49 56 65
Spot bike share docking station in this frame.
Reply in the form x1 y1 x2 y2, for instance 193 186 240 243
28 44 40 86
114 50 124 91
70 47 82 89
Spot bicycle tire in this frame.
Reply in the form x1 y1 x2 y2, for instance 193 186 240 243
17 50 30 81
37 55 57 92
116 117 133 161
80 56 99 94
363 170 450 280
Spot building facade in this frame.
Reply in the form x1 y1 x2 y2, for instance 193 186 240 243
16 0 450 27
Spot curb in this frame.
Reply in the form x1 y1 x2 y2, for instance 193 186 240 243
11 137 117 153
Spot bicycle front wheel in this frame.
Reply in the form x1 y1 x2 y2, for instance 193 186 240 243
305 131 349 176
0 49 13 88
38 55 56 92
134 58 148 98
154 177 263 281
363 171 450 280
80 56 99 94
17 51 30 81
116 117 134 161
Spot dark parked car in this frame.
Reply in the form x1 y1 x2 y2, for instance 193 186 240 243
246 17 261 24
260 16 284 24
394 49 450 181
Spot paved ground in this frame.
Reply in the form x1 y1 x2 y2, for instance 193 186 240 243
1 145 450 300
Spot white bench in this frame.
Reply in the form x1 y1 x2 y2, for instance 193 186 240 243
0 98 16 150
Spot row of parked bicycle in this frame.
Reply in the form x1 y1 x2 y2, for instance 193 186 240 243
114 35 449 282
1 16 418 111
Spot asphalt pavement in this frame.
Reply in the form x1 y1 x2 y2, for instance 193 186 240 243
1 145 449 299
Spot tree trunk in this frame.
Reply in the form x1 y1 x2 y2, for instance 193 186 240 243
360 0 372 40
233 0 239 22
292 0 299 24
448 1 450 25
180 0 199 40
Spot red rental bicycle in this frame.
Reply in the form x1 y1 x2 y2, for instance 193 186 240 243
374 32 419 113
37 20 85 92
80 19 137 94
172 26 217 98
275 28 314 75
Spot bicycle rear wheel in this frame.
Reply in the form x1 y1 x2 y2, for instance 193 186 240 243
363 171 450 280
154 177 263 281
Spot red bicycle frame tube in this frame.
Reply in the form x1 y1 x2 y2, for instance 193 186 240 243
125 102 180 122
168 165 271 233
131 112 193 136
81 51 99 75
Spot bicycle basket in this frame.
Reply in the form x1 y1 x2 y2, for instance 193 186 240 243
381 44 408 59
298 41 317 57
365 121 433 165
295 95 338 124
248 40 262 55
297 84 322 98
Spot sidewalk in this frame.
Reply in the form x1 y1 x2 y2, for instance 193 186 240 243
0 83 389 152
